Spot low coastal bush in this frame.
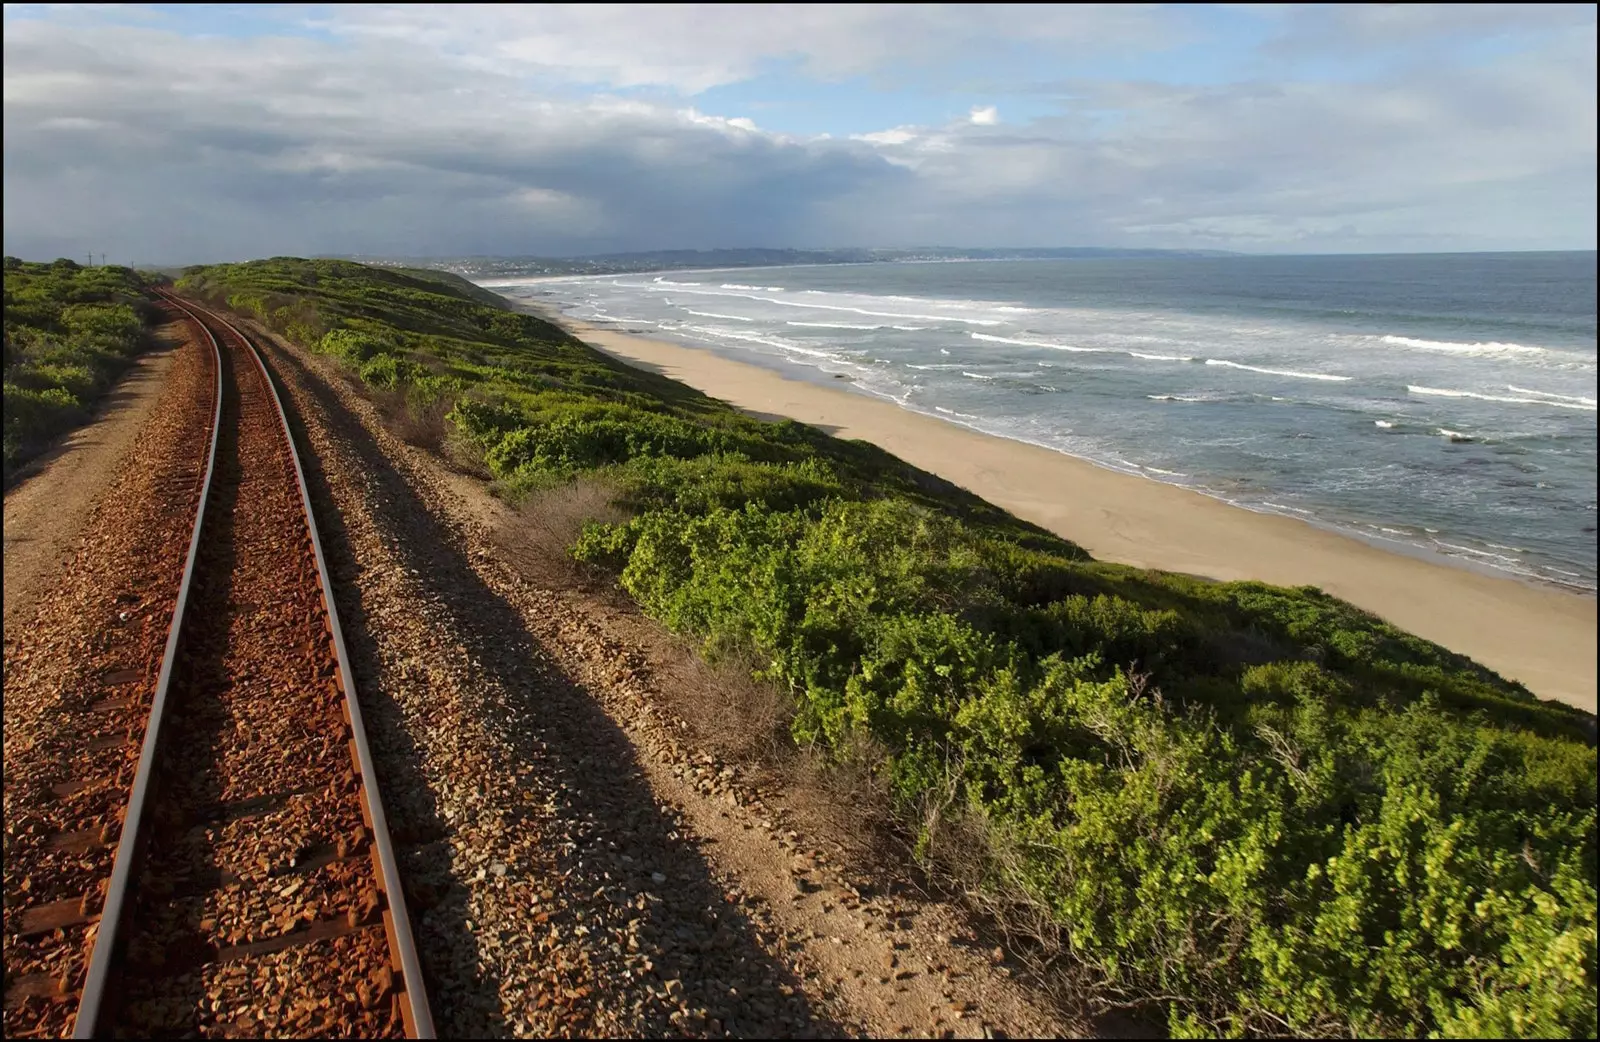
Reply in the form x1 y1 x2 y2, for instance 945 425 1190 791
2 257 157 477
178 257 1597 1038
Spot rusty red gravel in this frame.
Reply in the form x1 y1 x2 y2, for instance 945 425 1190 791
3 303 218 1040
2 294 431 1038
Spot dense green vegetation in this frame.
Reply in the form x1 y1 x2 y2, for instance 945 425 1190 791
177 257 1596 1038
3 257 159 478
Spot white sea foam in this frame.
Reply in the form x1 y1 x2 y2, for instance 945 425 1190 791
961 371 996 380
1147 394 1215 403
971 332 1108 353
1507 385 1597 406
698 291 1005 325
1434 541 1520 564
786 321 884 330
1205 359 1352 382
1408 385 1598 411
892 325 927 331
1437 428 1471 441
1374 420 1396 428
1381 334 1543 356
681 325 837 360
652 277 702 286
681 309 753 321
1128 351 1195 362
719 283 785 291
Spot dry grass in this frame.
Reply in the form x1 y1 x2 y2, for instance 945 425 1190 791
490 476 631 591
898 739 1163 1036
369 386 489 478
374 388 452 452
664 639 797 763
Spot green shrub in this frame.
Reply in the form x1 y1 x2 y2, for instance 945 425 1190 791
11 362 98 398
357 352 423 389
319 328 391 364
4 260 152 476
485 411 726 479
613 454 846 516
61 303 142 343
447 397 528 450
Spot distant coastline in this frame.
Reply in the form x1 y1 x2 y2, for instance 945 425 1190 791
338 245 1241 279
338 246 1594 282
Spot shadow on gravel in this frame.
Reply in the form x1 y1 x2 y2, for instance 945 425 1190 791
261 338 842 1038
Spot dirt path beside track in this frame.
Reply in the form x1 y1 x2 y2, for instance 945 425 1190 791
3 323 186 636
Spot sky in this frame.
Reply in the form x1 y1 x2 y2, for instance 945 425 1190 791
2 3 1595 263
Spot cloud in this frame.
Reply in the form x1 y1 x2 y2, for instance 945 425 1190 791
1 6 1594 261
0 19 907 261
318 4 1185 93
1259 3 1597 56
832 27 1596 251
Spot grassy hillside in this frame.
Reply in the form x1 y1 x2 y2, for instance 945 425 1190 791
389 266 512 311
3 257 159 478
177 257 1596 1038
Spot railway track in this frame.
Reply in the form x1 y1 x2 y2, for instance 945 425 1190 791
3 295 432 1038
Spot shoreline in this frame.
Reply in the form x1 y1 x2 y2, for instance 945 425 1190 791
509 296 1597 713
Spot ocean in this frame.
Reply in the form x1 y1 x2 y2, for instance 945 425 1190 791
480 252 1599 592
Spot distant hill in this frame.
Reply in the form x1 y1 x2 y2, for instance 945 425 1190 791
335 245 1239 279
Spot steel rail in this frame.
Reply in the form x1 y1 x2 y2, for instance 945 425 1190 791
73 290 224 1038
197 304 437 1038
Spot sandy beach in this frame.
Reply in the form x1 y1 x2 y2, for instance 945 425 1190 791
518 305 1596 712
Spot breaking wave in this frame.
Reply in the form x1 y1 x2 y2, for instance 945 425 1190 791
1205 359 1352 382
971 332 1107 353
1507 385 1597 406
1408 385 1598 411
